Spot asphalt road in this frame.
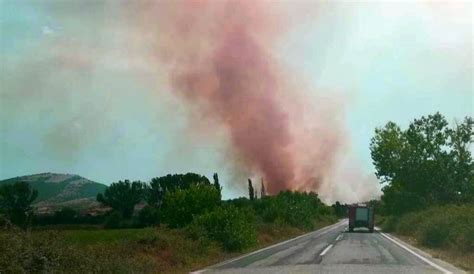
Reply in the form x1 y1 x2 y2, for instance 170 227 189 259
195 220 464 274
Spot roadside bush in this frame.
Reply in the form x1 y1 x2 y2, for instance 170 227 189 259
384 204 474 252
188 205 256 251
419 219 450 247
381 216 399 232
396 212 422 235
459 225 474 252
161 184 220 228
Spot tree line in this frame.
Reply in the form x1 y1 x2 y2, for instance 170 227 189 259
96 173 220 220
0 172 336 251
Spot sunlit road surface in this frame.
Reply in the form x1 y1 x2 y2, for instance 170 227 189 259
194 219 464 274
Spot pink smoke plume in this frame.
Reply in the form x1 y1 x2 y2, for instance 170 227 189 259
131 0 345 194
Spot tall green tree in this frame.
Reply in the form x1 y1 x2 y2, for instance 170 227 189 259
331 201 346 217
370 113 473 214
447 117 474 203
97 180 144 218
213 173 222 199
145 173 211 207
0 181 38 229
248 179 255 201
260 178 266 198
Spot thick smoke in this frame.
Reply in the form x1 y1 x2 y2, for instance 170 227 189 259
131 0 346 194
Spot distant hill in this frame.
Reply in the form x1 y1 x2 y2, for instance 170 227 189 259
0 173 107 211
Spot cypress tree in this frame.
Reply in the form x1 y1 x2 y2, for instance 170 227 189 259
248 179 255 200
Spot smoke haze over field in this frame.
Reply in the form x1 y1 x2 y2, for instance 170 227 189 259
1 0 472 202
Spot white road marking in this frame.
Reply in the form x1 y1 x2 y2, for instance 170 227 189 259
335 234 342 241
319 244 333 256
379 231 452 274
191 219 347 273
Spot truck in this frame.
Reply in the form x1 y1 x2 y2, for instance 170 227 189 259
348 204 374 232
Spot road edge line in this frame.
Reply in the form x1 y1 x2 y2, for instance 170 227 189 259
378 231 452 274
191 219 346 273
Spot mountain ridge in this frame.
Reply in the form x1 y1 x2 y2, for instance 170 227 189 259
0 172 107 206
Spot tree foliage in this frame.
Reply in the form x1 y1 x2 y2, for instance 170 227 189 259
188 205 256 251
213 173 222 199
145 173 211 208
248 179 255 200
161 184 220 228
331 201 346 217
370 113 473 214
252 191 331 229
137 206 160 227
96 180 144 219
0 181 38 229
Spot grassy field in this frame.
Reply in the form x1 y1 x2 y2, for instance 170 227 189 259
377 204 474 271
0 219 336 273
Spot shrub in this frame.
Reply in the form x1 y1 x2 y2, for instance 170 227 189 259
396 212 422 235
381 216 399 232
0 228 104 273
458 225 474 252
419 219 450 247
189 205 256 251
137 206 160 227
161 184 220 228
252 191 330 230
385 204 474 252
104 211 123 229
0 228 157 273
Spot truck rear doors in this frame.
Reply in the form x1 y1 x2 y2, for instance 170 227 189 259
348 204 374 233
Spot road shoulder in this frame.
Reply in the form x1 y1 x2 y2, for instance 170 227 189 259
375 227 466 274
192 219 347 273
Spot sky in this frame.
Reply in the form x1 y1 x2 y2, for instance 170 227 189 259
0 0 472 202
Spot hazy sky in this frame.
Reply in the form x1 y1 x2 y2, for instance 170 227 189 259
1 0 472 201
